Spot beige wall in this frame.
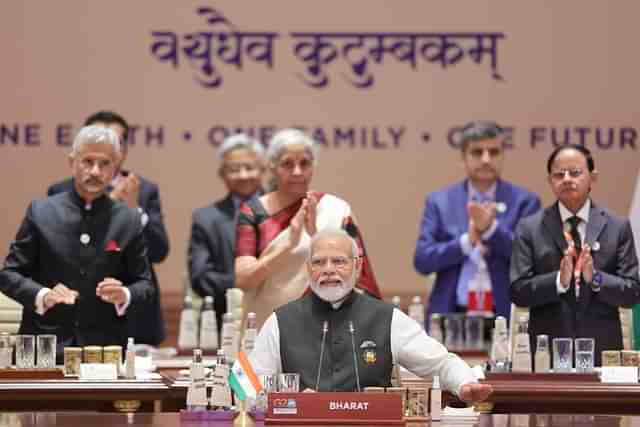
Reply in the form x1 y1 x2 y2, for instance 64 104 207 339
1 1 639 304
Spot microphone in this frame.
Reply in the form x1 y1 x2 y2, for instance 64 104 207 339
315 320 329 391
348 321 361 392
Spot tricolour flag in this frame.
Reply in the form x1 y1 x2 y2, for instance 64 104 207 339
228 351 263 401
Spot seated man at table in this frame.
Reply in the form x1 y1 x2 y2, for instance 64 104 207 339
250 229 492 402
0 125 154 358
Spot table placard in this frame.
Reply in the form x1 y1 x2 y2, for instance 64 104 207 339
266 392 404 425
600 367 638 383
79 363 118 380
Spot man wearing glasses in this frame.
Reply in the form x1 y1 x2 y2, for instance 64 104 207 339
251 228 493 403
188 133 265 331
511 144 640 365
414 121 540 329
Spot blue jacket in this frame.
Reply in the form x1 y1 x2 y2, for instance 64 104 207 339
414 179 540 321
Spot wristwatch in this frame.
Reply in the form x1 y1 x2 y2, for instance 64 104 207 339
590 270 603 292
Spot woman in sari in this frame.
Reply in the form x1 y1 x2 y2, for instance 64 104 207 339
235 128 382 328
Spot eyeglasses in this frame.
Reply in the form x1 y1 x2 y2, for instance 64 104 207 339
550 168 584 181
467 147 502 159
309 256 355 271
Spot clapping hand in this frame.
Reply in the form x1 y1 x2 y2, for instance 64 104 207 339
110 173 140 209
303 192 318 236
43 283 79 309
96 277 127 306
467 201 496 233
578 244 593 283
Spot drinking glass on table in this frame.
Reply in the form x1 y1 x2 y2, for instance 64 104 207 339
552 338 572 372
574 338 595 373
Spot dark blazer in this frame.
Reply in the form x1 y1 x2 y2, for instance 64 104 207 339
414 179 541 320
188 194 237 329
510 201 640 364
0 191 154 355
47 173 169 345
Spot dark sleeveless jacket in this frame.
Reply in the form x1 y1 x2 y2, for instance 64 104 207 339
275 291 394 391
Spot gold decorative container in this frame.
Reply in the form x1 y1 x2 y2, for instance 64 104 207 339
103 345 122 368
601 350 621 366
63 347 83 375
621 350 638 367
83 346 103 363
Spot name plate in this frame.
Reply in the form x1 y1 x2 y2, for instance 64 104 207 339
79 363 118 380
600 367 638 383
266 392 403 425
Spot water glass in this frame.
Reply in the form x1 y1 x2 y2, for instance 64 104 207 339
36 335 57 368
15 335 35 369
574 338 595 373
444 314 464 351
254 374 277 412
552 338 573 372
464 315 484 350
260 374 277 392
535 335 551 373
277 373 300 392
0 333 12 368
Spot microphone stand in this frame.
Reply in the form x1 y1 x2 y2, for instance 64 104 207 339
348 321 361 392
315 320 329 391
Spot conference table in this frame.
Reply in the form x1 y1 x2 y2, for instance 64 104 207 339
0 412 634 427
1 356 640 414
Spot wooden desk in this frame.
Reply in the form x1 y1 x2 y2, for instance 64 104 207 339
483 378 640 415
402 371 640 415
0 412 634 427
0 377 170 412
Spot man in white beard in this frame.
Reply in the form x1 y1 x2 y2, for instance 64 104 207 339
249 228 492 402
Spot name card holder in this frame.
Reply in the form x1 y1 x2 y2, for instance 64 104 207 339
600 367 638 383
79 363 118 380
266 392 404 425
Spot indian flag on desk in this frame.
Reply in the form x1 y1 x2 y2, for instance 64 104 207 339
228 351 263 401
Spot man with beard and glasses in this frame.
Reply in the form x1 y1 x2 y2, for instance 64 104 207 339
414 121 540 331
249 229 493 402
511 144 640 365
0 126 154 361
48 111 169 346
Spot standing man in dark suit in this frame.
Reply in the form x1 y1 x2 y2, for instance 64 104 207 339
511 144 640 365
0 126 154 358
188 134 265 329
414 121 541 325
47 111 169 346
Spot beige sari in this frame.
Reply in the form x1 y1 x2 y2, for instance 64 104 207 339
243 194 352 329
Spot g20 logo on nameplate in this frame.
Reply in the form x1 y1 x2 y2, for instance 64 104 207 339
272 398 298 415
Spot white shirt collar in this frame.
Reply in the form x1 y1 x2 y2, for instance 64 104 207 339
468 181 497 201
558 198 591 224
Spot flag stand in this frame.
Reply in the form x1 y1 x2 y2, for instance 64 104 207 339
234 401 255 427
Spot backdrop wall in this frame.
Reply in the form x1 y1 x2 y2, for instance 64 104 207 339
1 2 639 308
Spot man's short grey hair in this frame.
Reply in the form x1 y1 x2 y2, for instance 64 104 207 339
308 228 359 260
266 128 319 166
217 133 265 162
459 120 505 152
71 125 121 154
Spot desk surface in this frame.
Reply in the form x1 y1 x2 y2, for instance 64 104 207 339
0 365 639 414
0 412 634 427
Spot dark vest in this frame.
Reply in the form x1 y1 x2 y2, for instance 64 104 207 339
276 291 394 391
